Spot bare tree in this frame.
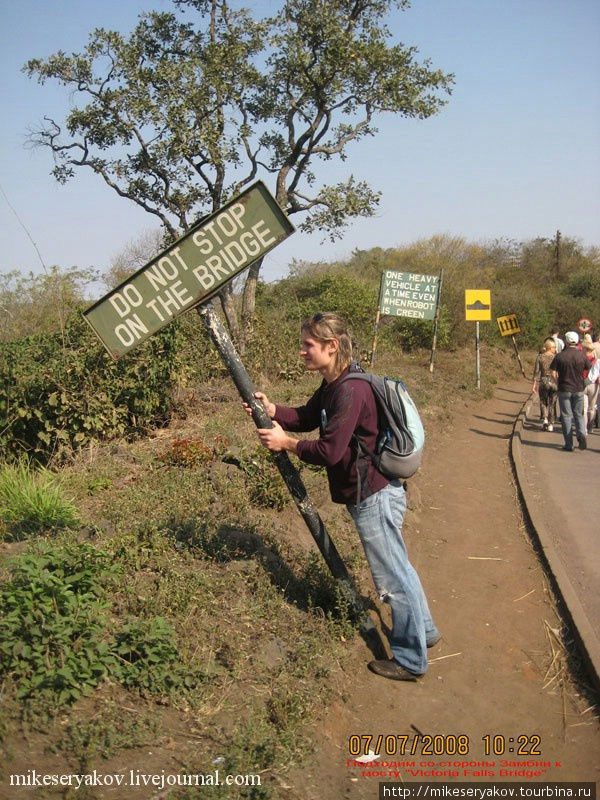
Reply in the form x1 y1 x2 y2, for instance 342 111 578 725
25 0 453 348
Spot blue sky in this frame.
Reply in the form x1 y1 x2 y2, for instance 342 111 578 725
1 0 599 286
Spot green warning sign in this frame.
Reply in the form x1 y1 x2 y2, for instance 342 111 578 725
84 182 294 358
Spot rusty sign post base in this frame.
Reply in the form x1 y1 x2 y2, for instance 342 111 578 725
197 303 387 658
511 335 526 378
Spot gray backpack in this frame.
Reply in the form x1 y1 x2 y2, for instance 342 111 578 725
341 369 425 505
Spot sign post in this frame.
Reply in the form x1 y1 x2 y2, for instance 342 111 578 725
497 314 526 377
465 290 492 389
84 181 385 657
372 269 441 366
429 268 444 373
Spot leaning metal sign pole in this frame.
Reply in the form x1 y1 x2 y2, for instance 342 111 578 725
197 303 384 654
84 181 385 655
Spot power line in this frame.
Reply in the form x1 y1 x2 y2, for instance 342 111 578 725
0 180 48 274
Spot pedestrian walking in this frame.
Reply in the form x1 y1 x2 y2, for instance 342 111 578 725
550 327 565 354
532 338 558 431
582 339 599 434
243 312 440 681
550 331 590 451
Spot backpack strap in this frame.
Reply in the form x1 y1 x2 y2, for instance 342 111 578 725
353 436 378 509
338 369 380 509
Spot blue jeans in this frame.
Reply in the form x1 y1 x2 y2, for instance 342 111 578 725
347 481 438 674
558 391 586 448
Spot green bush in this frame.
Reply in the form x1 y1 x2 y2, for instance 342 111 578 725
0 310 185 463
0 543 117 704
0 541 196 710
255 271 441 358
0 462 79 540
112 617 195 696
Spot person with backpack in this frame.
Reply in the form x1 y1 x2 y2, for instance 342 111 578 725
243 311 440 681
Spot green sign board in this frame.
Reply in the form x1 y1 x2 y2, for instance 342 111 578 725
84 181 294 358
378 270 440 321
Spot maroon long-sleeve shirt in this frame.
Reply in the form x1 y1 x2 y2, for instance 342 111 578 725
273 367 388 504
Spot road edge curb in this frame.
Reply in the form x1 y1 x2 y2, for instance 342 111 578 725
510 395 600 698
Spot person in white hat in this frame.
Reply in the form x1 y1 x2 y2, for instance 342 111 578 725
550 331 590 451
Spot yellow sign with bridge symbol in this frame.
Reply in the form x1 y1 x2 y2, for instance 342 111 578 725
465 290 491 321
497 313 521 337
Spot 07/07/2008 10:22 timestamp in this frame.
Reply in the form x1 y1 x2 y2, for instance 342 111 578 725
347 734 542 757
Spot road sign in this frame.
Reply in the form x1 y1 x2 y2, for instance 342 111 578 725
497 313 521 337
465 290 491 321
578 318 593 334
84 181 295 358
378 270 440 321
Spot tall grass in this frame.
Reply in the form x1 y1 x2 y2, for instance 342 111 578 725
0 462 79 539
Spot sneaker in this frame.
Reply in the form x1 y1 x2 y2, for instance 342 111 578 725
578 437 587 451
367 660 422 681
547 425 554 432
426 633 442 648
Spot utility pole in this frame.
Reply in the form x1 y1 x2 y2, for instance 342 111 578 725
554 229 561 279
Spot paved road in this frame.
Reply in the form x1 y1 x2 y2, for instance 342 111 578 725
512 392 600 691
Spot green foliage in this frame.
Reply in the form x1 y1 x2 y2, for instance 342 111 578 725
0 461 79 540
256 236 598 356
255 269 442 359
0 543 117 705
300 552 356 635
0 309 184 463
24 1 453 241
0 266 99 342
55 704 158 767
0 541 195 711
237 448 290 511
565 266 600 303
112 617 196 696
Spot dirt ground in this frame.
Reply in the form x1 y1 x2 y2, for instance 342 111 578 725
2 377 599 800
285 380 600 798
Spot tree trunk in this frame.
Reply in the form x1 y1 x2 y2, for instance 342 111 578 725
218 283 241 348
241 258 263 344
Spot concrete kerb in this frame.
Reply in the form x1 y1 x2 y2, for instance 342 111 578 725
510 394 600 697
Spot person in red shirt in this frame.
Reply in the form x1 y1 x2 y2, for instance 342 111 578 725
244 312 440 681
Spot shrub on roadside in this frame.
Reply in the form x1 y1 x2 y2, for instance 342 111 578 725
0 310 184 463
0 461 79 540
0 542 196 712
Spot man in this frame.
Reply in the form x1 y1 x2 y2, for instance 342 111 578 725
244 312 440 681
550 331 590 451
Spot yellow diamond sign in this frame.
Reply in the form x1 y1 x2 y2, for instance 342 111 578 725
465 290 491 321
